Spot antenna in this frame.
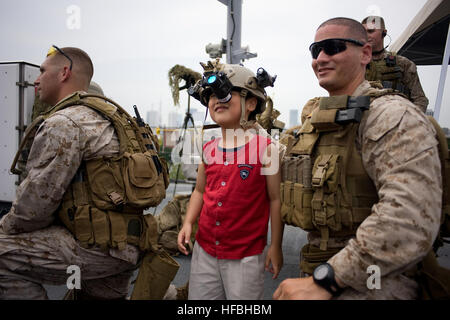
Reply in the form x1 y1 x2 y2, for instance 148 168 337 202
206 0 257 64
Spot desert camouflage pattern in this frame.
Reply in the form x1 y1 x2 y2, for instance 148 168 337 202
373 51 429 112
31 93 52 121
307 81 442 299
0 92 140 299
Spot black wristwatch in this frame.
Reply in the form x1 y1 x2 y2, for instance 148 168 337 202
313 263 343 296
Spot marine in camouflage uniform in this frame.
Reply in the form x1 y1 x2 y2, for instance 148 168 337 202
0 47 139 299
362 16 429 112
311 80 440 299
274 18 441 300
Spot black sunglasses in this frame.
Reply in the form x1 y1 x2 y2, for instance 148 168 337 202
47 45 73 70
309 38 365 59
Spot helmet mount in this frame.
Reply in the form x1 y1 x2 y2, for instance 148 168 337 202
188 59 277 129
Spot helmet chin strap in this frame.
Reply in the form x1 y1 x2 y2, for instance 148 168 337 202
239 89 252 129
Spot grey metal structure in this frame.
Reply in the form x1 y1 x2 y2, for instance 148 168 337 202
390 0 450 122
0 61 39 215
206 0 257 64
435 23 450 121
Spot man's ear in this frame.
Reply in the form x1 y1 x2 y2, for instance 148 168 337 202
60 65 72 82
361 43 372 65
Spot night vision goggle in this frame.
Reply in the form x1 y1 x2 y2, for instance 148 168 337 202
188 67 277 105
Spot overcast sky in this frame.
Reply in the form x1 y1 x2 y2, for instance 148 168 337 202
1 0 449 128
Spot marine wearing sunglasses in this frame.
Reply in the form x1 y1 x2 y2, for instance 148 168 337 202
309 38 365 59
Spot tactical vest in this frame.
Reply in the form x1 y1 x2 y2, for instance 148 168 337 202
11 92 169 252
281 89 399 274
365 52 411 98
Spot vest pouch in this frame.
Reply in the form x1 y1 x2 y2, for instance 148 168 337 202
130 250 180 300
159 157 170 189
108 211 127 250
300 243 341 275
381 67 402 82
280 181 294 226
86 158 125 210
74 205 94 248
312 154 339 192
293 184 314 230
282 157 299 183
122 151 166 208
312 190 341 232
91 208 111 249
291 120 319 155
139 213 159 252
310 108 341 132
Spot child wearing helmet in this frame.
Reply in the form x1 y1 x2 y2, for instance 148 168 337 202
177 60 284 299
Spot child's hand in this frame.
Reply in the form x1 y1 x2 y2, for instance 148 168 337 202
265 244 284 279
177 224 192 255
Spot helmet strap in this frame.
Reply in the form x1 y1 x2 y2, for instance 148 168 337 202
239 89 249 128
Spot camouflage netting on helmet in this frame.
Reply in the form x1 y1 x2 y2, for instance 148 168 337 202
156 194 198 255
168 65 202 106
256 97 285 133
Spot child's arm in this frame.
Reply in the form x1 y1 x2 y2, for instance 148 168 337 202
263 143 284 279
177 162 206 255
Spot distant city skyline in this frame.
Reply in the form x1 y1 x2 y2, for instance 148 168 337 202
146 105 210 128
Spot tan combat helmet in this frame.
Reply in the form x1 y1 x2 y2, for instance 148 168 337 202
88 80 104 95
191 59 276 128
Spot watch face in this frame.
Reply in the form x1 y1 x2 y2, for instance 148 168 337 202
314 264 328 280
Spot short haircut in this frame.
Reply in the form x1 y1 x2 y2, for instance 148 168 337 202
361 16 386 30
317 17 368 43
60 47 94 83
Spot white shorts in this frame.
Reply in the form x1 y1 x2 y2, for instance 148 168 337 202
188 241 267 300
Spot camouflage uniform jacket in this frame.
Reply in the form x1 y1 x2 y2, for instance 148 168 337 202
0 92 139 263
320 81 442 298
371 51 429 112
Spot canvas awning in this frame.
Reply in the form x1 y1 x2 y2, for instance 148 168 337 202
390 0 450 65
390 0 449 121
